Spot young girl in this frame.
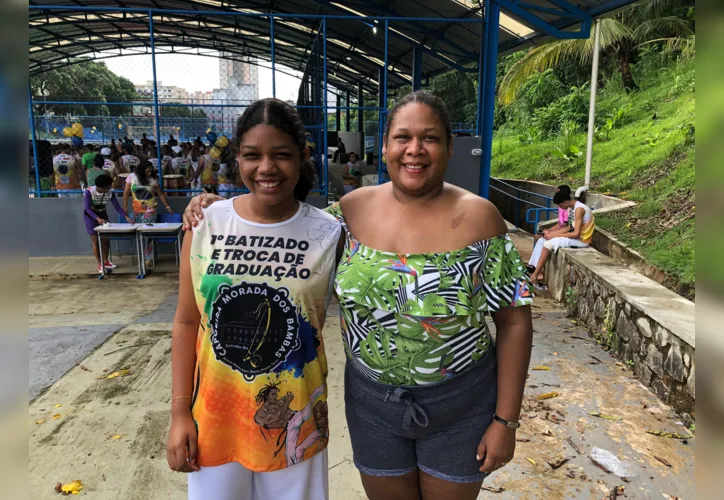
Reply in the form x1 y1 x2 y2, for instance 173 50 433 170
167 98 340 500
84 174 132 273
123 160 173 269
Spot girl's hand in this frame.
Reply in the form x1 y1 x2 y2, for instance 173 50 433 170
182 193 224 231
476 420 516 473
96 217 105 224
165 205 174 214
167 411 200 473
125 216 133 224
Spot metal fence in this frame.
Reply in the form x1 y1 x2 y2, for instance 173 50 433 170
28 6 491 200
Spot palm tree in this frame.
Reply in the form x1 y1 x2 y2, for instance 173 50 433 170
498 0 693 104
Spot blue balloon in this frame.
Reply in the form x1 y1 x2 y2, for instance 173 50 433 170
206 132 217 144
71 136 84 147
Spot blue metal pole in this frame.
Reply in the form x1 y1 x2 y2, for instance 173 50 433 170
322 18 329 204
378 19 388 186
28 85 42 198
149 12 164 188
478 0 500 199
476 2 488 136
412 45 423 91
270 16 276 98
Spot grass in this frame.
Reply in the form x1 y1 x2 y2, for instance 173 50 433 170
492 58 695 298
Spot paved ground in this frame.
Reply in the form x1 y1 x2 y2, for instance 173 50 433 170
29 230 695 499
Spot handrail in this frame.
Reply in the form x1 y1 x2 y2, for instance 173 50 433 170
488 181 555 231
490 177 554 202
526 207 559 235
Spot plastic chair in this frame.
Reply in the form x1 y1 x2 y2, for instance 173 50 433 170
153 213 183 265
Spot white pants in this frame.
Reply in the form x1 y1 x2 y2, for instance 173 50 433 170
188 449 328 500
529 237 588 268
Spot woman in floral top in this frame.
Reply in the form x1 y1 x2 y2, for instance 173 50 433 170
183 90 533 500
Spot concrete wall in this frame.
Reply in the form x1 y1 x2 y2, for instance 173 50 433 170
546 247 695 418
30 194 327 257
337 132 364 160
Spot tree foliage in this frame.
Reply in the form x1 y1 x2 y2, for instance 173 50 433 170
498 0 693 104
30 60 138 117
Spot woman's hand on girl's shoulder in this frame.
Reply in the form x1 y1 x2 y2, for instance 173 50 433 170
182 193 224 231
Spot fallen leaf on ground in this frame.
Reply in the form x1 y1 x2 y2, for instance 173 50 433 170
516 437 531 443
566 437 584 454
526 458 537 466
111 434 123 440
654 456 672 467
566 468 577 478
589 356 603 364
481 485 504 493
532 365 552 371
80 365 91 372
100 369 131 380
542 429 554 436
52 414 62 420
546 456 570 469
646 430 688 439
55 480 83 495
588 411 623 421
35 419 45 425
537 391 559 400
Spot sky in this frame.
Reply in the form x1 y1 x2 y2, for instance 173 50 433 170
103 52 303 101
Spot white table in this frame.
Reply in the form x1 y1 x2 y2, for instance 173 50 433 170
136 222 183 278
94 223 143 279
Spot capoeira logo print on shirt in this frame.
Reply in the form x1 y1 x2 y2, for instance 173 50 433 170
210 282 300 381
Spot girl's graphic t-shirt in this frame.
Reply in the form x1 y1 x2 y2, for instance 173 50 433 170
125 173 158 213
190 198 341 472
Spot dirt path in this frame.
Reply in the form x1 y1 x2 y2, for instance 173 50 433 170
29 259 694 499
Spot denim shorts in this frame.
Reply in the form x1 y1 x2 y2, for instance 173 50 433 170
344 351 498 484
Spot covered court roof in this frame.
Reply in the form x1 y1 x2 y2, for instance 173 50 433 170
29 0 637 94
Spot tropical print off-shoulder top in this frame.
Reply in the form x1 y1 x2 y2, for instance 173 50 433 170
327 203 532 386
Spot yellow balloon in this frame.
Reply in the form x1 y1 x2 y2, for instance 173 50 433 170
118 124 123 130
210 146 221 159
62 127 73 137
71 123 83 134
206 128 211 134
52 128 58 133
215 136 229 148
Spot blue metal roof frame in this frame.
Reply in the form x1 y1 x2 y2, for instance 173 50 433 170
29 0 637 94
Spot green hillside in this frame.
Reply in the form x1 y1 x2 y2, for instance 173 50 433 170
492 56 695 298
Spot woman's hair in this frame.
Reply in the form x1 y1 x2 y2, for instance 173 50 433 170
190 144 201 160
203 185 219 195
123 143 134 155
553 190 571 205
383 90 452 147
135 160 157 186
556 185 571 197
234 98 315 201
95 174 113 189
93 154 105 168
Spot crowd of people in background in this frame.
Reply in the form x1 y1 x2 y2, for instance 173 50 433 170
47 134 244 274
47 133 244 199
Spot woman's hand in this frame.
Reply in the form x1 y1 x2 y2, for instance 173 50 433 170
476 420 516 473
124 216 133 224
96 217 105 224
182 193 224 231
167 410 200 473
165 205 174 215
